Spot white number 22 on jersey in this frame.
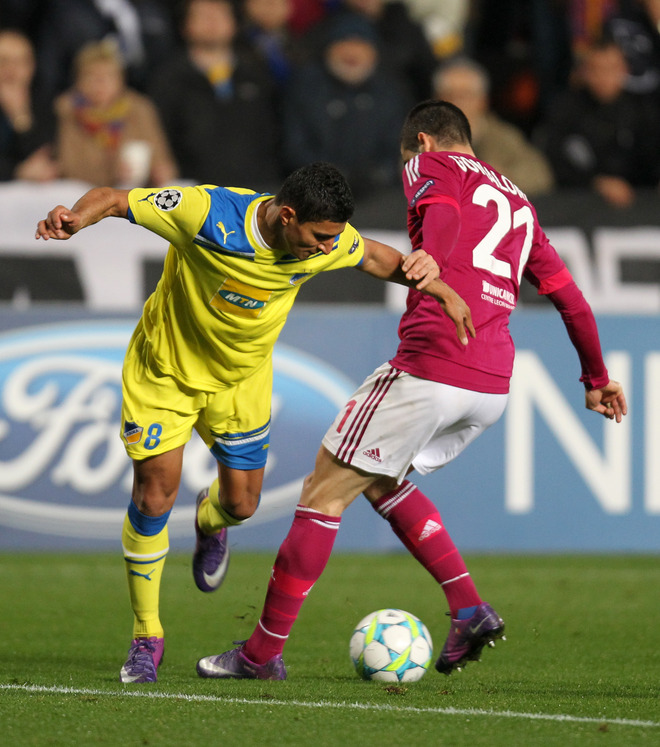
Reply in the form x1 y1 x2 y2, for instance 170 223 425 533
472 184 534 285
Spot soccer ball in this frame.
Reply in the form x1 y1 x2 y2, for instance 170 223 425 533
349 608 433 682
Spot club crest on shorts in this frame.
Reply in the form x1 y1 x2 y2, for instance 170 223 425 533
123 420 144 445
154 189 182 211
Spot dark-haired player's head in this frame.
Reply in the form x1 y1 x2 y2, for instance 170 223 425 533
275 162 355 224
400 100 472 160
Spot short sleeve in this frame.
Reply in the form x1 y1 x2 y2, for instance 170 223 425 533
127 185 211 246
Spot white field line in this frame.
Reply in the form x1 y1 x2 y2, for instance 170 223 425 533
1 683 659 729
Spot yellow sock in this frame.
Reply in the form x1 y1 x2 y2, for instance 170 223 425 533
197 478 247 534
122 510 169 639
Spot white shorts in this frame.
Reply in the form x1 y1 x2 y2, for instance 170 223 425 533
322 363 508 483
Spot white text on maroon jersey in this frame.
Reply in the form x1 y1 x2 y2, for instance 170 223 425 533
448 155 528 202
481 279 516 309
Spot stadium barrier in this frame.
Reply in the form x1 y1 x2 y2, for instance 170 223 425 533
0 308 656 552
2 181 660 313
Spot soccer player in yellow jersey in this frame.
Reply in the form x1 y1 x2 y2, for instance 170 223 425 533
36 162 474 683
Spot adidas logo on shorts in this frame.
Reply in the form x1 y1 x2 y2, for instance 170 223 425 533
362 448 382 463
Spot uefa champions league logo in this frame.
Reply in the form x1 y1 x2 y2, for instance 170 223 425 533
0 322 354 541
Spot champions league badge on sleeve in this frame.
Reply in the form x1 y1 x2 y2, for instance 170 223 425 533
154 189 182 211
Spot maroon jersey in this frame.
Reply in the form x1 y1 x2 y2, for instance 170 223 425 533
391 151 571 394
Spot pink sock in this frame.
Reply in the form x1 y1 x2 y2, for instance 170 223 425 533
371 481 480 617
243 505 341 664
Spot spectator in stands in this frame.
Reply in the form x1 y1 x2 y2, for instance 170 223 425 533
604 0 660 97
309 0 437 101
281 13 411 198
0 29 57 182
150 0 282 190
238 0 300 87
538 38 660 208
434 57 555 197
33 0 178 106
54 40 177 187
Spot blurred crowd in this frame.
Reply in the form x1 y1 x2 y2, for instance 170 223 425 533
2 0 660 208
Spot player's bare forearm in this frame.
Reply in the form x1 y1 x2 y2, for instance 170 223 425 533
359 238 439 289
360 238 474 346
585 380 628 423
35 187 130 240
70 187 130 225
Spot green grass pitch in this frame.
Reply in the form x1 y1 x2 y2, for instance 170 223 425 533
1 551 659 746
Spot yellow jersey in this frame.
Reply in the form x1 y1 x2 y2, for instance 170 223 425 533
127 185 365 390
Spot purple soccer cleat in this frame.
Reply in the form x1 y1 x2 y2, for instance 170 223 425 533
196 642 287 680
192 488 230 592
435 602 505 675
119 637 164 683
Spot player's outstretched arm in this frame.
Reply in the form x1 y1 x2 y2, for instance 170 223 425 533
35 187 130 240
585 380 627 423
359 238 475 345
359 238 439 289
545 280 627 423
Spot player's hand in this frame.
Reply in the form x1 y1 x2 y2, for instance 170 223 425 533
401 250 439 290
427 280 476 346
442 285 476 347
585 379 627 422
35 205 81 240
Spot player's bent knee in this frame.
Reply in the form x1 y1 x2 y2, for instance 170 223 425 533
219 492 260 522
131 488 178 517
300 478 356 516
363 476 401 504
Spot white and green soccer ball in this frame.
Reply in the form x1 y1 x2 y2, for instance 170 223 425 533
349 608 433 682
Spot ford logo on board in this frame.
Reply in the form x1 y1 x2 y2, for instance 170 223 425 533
0 321 355 542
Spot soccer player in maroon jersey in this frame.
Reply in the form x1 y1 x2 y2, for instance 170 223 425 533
196 100 628 680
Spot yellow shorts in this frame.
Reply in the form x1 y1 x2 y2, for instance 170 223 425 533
120 328 271 468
